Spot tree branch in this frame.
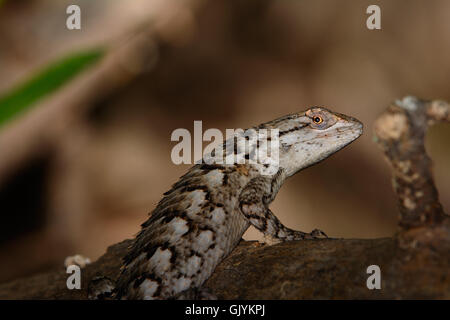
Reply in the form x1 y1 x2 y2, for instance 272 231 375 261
374 96 449 229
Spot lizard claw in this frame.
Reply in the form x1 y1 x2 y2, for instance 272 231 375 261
309 229 328 239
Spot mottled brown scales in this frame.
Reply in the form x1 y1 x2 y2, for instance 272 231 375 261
103 107 363 300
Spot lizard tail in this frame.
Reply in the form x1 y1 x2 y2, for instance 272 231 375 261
87 275 116 300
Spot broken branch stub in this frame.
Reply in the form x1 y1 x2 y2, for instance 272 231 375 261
374 96 449 230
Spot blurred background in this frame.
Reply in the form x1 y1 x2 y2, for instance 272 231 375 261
0 0 449 284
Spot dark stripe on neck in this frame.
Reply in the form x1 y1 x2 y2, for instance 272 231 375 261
279 124 307 136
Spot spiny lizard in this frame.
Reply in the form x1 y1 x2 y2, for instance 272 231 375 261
92 107 363 300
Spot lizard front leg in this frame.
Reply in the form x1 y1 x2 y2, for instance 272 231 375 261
238 176 328 241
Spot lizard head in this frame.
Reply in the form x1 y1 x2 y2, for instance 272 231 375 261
269 107 363 177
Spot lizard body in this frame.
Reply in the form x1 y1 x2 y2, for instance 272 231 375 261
111 107 363 299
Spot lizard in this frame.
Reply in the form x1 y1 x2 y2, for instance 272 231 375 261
90 106 363 300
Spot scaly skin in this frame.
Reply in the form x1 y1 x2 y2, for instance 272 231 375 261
113 107 363 299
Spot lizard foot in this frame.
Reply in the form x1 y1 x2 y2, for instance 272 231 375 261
307 228 329 239
259 234 282 246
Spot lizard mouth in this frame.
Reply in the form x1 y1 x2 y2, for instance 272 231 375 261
334 121 363 137
296 124 363 144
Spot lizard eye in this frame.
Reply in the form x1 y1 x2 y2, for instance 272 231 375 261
312 116 323 124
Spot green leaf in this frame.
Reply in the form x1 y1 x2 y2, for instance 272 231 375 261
0 49 104 127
